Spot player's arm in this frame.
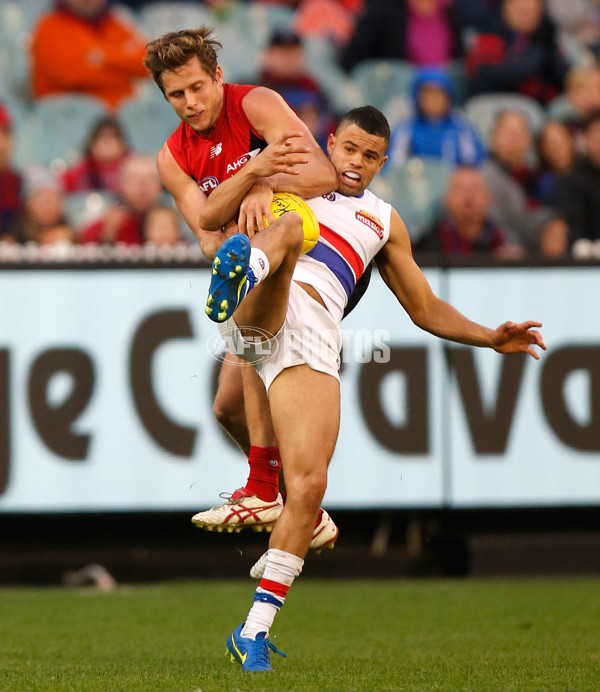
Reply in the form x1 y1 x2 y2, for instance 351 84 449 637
197 129 313 231
242 87 337 197
156 143 228 260
375 209 546 358
198 88 337 233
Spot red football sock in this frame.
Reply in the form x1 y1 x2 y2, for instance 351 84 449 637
242 446 281 501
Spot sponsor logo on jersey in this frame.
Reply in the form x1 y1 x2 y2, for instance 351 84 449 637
210 142 223 158
226 148 261 174
356 210 384 239
198 176 219 193
323 192 336 202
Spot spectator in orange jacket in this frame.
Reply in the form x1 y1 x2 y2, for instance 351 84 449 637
31 0 149 109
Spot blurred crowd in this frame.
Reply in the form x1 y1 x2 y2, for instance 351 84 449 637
1 0 600 261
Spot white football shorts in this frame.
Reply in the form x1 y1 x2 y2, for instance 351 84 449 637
217 280 342 392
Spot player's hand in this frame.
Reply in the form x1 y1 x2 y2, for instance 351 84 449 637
238 182 274 237
248 131 310 179
491 321 547 359
197 222 238 260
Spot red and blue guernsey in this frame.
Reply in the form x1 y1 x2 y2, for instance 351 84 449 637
166 83 268 195
293 190 392 323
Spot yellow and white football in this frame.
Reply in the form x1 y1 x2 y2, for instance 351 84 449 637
268 192 320 254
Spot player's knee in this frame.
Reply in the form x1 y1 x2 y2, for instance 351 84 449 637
281 212 304 254
286 468 328 510
213 392 244 429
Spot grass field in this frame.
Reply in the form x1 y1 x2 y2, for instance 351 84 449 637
1 577 598 692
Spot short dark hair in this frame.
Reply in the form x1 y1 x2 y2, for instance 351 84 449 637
337 106 390 145
144 27 222 95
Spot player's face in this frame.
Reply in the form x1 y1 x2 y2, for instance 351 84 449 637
162 58 224 136
326 124 388 196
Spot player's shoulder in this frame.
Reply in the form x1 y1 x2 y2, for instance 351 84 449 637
363 187 393 214
239 85 297 134
239 84 290 113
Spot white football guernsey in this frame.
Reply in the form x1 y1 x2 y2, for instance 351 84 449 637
292 189 392 323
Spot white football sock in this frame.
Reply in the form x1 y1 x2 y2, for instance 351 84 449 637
247 248 270 287
241 548 304 639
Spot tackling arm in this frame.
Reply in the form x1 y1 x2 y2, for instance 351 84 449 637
156 144 228 260
375 209 546 358
198 88 337 232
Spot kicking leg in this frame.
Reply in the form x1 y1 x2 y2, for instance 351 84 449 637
206 212 304 334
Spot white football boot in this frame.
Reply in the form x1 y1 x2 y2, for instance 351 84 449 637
191 489 283 533
249 508 339 579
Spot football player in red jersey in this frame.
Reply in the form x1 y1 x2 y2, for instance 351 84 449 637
144 28 340 548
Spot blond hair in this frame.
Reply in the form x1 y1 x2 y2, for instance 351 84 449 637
144 27 222 94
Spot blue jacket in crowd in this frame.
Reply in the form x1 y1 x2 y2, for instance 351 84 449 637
388 67 485 168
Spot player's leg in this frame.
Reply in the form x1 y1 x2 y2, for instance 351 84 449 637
195 214 301 533
227 365 340 671
192 360 284 531
206 212 304 327
213 356 282 498
266 365 340 557
233 366 282 502
212 352 250 455
197 356 340 547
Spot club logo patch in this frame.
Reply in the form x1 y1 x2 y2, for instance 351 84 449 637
323 192 336 202
356 210 384 239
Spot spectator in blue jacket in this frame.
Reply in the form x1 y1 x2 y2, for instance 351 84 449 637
387 66 486 168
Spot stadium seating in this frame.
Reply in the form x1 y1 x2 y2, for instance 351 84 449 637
117 84 180 155
64 190 117 232
464 93 546 144
0 0 52 103
371 157 452 241
32 95 108 166
137 2 215 39
350 58 469 126
350 60 415 114
304 36 361 114
245 1 296 36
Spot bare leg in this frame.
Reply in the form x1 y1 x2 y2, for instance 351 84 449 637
232 213 304 337
235 365 340 642
267 365 341 557
213 352 250 455
241 366 277 448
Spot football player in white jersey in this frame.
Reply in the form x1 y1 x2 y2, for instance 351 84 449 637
198 106 547 672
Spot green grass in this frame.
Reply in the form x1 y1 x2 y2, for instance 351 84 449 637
1 578 598 691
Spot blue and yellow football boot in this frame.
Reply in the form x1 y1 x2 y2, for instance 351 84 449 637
205 234 256 323
226 623 286 672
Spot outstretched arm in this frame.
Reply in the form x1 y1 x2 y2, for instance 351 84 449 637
375 209 546 358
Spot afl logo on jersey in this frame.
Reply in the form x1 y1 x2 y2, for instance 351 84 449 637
356 210 384 239
198 176 219 193
323 192 336 202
